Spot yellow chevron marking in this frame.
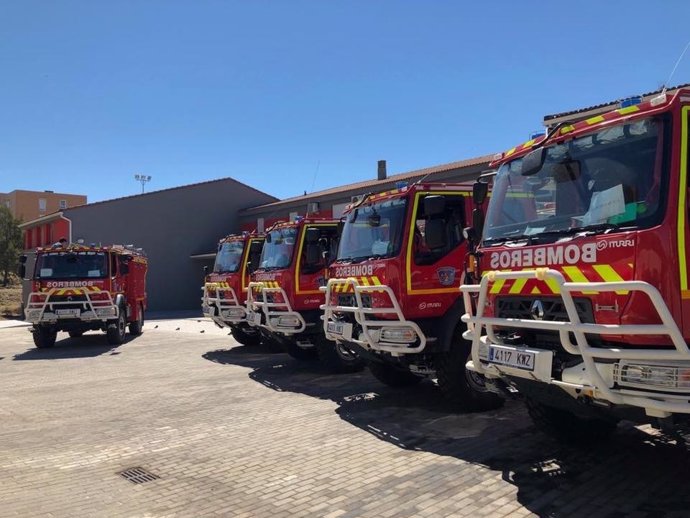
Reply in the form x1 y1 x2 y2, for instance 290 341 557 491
360 277 370 287
505 147 517 157
544 277 561 294
489 278 506 294
562 266 597 295
372 276 381 285
530 286 542 294
586 115 605 125
508 277 528 295
560 125 575 134
522 139 535 149
593 264 628 294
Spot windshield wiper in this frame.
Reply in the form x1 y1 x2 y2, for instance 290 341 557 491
483 234 534 245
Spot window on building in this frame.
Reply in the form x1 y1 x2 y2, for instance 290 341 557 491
39 198 47 212
59 199 67 209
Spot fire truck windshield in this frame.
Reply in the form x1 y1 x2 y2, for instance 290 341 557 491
484 117 667 244
338 198 407 261
214 241 244 273
260 227 297 269
36 251 108 279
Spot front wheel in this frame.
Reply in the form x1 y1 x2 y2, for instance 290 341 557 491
368 361 422 387
315 335 365 374
230 325 262 346
106 307 127 345
435 326 504 412
526 398 618 443
33 327 57 349
129 304 144 336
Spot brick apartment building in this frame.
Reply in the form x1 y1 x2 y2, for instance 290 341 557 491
0 190 86 222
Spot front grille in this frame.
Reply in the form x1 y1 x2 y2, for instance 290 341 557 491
338 294 372 308
47 294 90 312
496 297 594 323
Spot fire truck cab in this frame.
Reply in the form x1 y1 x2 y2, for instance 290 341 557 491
322 182 502 410
202 232 265 346
22 244 148 349
462 88 690 441
246 217 364 373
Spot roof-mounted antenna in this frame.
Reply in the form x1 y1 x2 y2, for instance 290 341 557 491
654 40 690 105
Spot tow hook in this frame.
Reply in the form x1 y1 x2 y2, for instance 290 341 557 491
485 378 519 399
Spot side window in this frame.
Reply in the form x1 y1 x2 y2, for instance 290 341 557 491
301 226 338 274
247 241 263 274
413 194 466 266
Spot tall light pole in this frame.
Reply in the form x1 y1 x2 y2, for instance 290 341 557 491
134 174 152 194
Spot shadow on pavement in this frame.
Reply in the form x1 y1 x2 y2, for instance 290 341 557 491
13 332 129 360
203 346 690 517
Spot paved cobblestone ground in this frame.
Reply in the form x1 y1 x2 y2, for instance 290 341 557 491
2 318 690 517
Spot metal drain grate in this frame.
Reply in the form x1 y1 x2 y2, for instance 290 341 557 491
118 466 160 484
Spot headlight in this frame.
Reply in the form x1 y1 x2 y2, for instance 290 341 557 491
95 307 117 317
380 327 417 343
616 362 690 392
223 308 245 319
271 315 301 328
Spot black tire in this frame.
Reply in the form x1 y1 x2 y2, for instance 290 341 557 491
368 361 422 387
68 330 84 338
106 306 127 345
315 335 365 374
33 327 57 349
435 326 504 412
526 397 618 443
230 325 262 346
284 338 318 361
129 304 144 336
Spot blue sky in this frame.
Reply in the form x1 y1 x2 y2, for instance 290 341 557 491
1 1 690 203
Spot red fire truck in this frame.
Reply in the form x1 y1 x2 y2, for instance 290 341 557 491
202 232 265 345
22 244 148 348
321 183 502 411
246 217 364 373
461 88 690 441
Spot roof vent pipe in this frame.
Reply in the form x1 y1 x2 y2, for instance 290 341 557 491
377 160 387 181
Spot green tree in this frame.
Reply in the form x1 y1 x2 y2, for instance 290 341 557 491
0 206 22 287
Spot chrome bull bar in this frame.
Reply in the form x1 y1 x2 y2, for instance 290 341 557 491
460 268 690 416
246 281 306 334
320 277 426 355
201 284 247 326
25 288 119 324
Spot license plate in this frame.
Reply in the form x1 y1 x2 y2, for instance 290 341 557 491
327 321 352 340
56 308 80 318
488 345 535 371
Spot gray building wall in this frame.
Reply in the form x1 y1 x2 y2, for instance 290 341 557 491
239 161 489 228
64 178 276 311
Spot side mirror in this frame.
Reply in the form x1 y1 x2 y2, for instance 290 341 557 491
18 264 26 280
521 147 546 177
472 181 489 205
19 255 27 264
265 233 272 243
424 195 446 217
203 265 209 274
472 208 485 238
305 227 320 244
337 220 345 237
425 219 447 250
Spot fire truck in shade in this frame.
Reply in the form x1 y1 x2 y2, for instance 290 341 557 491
22 244 148 348
321 183 502 411
246 218 364 373
202 232 265 345
461 88 690 441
